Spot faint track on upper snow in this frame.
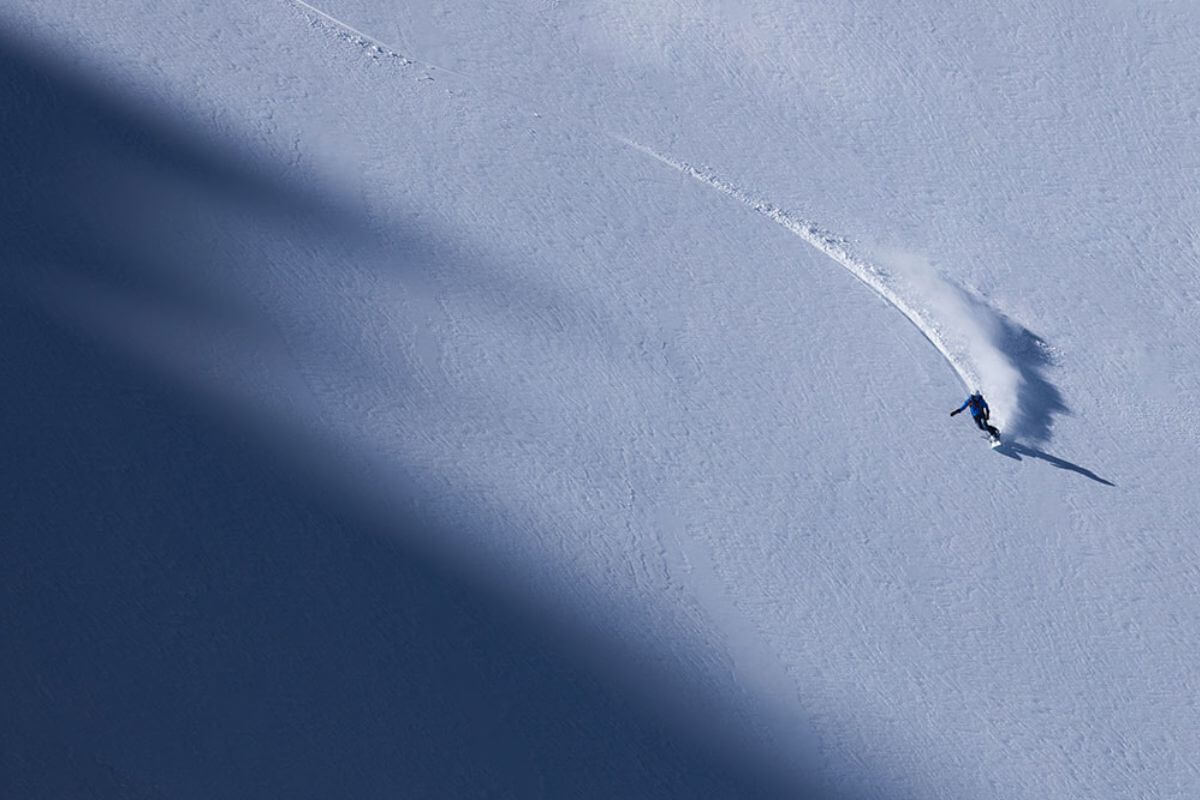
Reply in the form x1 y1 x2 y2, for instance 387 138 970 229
290 0 397 54
287 0 471 81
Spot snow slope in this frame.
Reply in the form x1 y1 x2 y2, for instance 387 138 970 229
4 1 1199 798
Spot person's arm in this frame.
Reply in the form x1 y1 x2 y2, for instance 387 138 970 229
950 398 969 416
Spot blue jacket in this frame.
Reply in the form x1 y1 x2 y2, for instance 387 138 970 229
955 394 989 418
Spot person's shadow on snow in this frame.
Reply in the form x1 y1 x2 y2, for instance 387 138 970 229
993 440 1115 486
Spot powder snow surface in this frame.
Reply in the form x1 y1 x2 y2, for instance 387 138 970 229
3 2 1198 798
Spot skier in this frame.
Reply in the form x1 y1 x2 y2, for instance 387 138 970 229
951 390 1000 441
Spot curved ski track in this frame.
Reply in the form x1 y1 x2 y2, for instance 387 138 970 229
620 139 973 391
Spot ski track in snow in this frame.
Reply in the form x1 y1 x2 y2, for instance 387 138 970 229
290 0 397 54
286 0 966 395
287 0 472 81
620 138 974 389
283 1 972 401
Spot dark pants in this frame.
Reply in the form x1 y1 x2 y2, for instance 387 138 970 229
973 414 1000 438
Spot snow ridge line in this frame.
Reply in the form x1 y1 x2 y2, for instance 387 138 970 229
621 139 972 389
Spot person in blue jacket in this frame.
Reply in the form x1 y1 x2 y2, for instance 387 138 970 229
951 390 1000 439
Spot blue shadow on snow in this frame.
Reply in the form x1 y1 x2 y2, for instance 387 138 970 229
0 32 881 800
992 440 1115 487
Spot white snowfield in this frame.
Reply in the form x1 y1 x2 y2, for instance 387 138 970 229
4 1 1199 798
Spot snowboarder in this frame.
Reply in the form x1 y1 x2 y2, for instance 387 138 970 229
951 390 1000 441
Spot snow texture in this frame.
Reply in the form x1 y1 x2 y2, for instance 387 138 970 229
3 1 1199 798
